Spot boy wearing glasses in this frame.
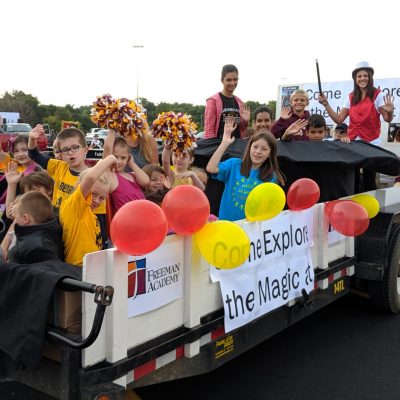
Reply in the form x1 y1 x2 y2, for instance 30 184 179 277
28 126 88 208
28 126 108 248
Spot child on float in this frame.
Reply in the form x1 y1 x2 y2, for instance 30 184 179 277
0 136 39 175
206 116 285 221
272 90 310 141
102 134 149 216
1 170 56 262
28 125 108 248
28 125 88 208
6 191 64 264
59 155 117 267
305 115 351 143
104 127 158 168
5 168 54 220
161 142 205 191
0 136 42 242
52 138 63 160
143 163 170 191
243 106 274 138
333 123 349 141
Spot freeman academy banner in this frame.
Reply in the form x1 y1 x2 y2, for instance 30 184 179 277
209 208 315 332
127 235 184 317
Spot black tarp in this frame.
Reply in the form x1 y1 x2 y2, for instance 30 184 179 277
0 261 81 369
194 139 400 215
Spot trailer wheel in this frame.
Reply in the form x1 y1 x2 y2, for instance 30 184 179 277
368 225 400 313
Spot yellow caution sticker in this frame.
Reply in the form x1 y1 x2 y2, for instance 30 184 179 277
215 334 234 359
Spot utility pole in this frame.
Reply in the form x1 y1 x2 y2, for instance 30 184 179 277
132 44 145 103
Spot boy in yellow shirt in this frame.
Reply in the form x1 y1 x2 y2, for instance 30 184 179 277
28 125 108 247
59 155 117 266
28 125 88 207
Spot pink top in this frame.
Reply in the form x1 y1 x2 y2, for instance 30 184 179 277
204 93 248 139
111 173 145 215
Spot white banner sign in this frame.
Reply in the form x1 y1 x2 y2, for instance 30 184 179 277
210 208 314 282
127 235 184 317
220 247 314 332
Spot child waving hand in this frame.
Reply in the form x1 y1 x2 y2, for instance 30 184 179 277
207 116 285 221
162 141 205 191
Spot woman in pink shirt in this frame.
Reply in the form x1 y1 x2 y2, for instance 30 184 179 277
204 64 250 139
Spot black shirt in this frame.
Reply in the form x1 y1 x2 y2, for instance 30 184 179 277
217 93 241 138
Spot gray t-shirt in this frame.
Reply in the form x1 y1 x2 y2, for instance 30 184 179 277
129 146 148 169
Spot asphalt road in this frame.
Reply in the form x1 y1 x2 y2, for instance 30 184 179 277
135 292 400 400
2 292 400 400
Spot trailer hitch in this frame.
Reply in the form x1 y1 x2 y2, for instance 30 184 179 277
298 288 315 309
46 278 114 350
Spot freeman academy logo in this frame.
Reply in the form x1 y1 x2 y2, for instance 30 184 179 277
128 258 146 299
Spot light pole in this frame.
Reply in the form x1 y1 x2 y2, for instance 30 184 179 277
132 44 144 103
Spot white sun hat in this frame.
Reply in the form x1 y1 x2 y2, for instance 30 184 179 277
352 61 374 79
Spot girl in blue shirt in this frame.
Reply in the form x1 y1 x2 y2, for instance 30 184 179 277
206 117 285 221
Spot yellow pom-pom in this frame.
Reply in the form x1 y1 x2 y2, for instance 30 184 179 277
90 95 149 140
152 111 197 153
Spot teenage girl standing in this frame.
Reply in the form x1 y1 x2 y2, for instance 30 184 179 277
204 64 250 139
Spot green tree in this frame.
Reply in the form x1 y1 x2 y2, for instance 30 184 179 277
267 100 277 120
153 102 205 131
0 90 41 125
0 91 277 135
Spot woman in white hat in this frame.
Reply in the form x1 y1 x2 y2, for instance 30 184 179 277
318 61 394 144
317 61 394 189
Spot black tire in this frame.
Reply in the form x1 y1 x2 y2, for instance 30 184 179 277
368 225 400 313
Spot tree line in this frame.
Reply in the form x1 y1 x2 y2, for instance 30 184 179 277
0 90 277 134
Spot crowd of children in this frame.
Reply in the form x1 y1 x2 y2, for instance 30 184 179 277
0 120 213 267
0 61 398 268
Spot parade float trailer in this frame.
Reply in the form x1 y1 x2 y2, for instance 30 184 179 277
1 141 400 400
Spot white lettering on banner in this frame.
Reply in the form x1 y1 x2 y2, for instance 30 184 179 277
127 235 184 318
210 208 314 282
220 248 314 332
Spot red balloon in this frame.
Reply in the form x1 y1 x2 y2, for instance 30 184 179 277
328 200 369 237
287 178 320 211
324 200 341 219
162 185 210 235
110 200 168 255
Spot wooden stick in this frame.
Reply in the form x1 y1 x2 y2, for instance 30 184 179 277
316 59 322 94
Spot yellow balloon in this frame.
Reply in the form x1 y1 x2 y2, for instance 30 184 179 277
194 220 250 269
351 194 380 219
245 182 286 222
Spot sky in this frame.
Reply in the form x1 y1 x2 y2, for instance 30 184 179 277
3 0 400 108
